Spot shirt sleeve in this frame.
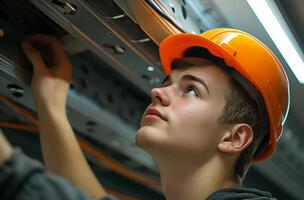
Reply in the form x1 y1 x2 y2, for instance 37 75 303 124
99 195 119 200
0 148 118 200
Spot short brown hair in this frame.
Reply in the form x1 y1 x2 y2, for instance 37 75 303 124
171 57 265 184
219 76 262 184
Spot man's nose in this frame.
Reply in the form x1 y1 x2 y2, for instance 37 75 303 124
150 87 170 106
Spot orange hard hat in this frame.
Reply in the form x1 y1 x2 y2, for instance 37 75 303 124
159 28 290 162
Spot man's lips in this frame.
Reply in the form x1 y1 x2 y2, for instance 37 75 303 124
144 107 167 121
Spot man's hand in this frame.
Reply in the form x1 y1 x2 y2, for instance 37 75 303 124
22 35 71 112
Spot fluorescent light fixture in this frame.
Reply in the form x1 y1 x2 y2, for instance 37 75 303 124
247 0 304 84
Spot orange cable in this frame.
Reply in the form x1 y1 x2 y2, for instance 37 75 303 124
0 121 38 132
0 95 38 126
106 188 139 200
77 137 161 190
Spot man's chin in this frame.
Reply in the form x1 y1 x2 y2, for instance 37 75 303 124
135 127 149 148
135 126 160 153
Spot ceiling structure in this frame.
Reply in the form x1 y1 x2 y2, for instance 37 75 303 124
0 0 303 199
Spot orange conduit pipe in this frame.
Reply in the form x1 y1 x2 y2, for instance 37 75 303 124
106 188 139 200
0 95 38 126
0 95 161 190
0 121 38 132
77 138 160 189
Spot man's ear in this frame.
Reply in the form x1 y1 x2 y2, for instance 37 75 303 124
218 124 253 154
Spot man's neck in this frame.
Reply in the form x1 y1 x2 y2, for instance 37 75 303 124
157 156 237 200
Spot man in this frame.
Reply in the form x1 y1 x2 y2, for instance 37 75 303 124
0 28 289 200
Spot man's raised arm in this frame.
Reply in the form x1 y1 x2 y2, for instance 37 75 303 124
22 35 107 198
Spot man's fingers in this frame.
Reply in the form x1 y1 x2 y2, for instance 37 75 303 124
22 41 47 74
25 34 60 48
25 34 68 63
25 35 72 75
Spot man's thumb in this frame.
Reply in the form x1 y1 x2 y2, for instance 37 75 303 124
22 41 46 73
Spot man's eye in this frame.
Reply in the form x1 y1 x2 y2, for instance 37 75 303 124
186 86 199 97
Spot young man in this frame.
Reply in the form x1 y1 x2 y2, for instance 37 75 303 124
0 28 289 200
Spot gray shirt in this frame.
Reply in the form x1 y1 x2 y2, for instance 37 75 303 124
0 149 118 200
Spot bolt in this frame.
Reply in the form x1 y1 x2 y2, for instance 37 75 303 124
51 0 77 15
7 84 24 98
63 2 77 15
147 66 154 72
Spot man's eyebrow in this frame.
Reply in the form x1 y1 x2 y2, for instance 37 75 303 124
182 74 210 94
161 74 210 94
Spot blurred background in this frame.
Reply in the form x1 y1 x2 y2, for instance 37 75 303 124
0 0 304 199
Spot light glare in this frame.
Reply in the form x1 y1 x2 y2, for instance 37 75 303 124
247 0 304 84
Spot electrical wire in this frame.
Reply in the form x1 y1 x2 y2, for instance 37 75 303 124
0 121 38 132
106 188 139 200
144 0 186 33
0 95 38 126
0 95 161 190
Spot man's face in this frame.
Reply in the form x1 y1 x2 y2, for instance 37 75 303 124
136 64 233 163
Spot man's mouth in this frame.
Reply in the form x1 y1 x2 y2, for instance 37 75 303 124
144 107 167 121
